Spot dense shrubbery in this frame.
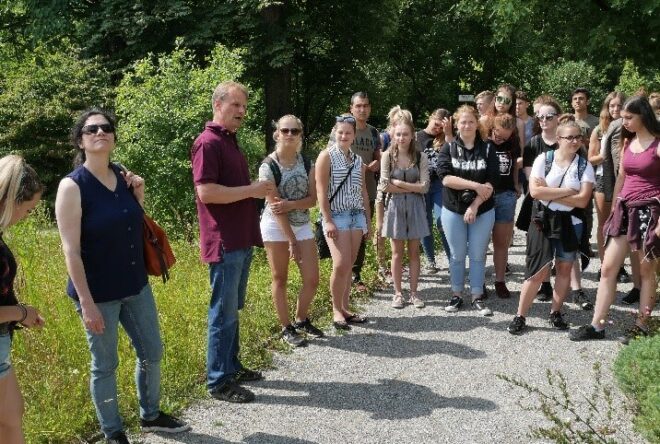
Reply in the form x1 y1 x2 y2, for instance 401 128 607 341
537 60 608 113
114 44 266 239
613 334 660 442
0 42 112 207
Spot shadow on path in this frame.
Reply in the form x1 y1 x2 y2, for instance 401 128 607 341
150 431 318 444
254 379 497 419
316 331 486 359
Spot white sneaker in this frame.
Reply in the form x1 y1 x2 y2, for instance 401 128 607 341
410 294 425 308
391 294 405 309
472 298 493 316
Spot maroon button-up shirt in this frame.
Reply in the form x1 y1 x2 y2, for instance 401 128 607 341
191 122 262 263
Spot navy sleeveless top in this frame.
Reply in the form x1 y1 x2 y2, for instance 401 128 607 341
66 164 148 303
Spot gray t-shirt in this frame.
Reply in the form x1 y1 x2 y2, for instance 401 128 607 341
328 124 381 200
258 154 311 226
576 114 599 139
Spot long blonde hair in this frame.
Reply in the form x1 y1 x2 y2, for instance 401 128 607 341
0 155 43 229
389 115 417 167
272 114 304 153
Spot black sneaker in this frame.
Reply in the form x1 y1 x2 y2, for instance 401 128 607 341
537 281 553 302
141 411 191 433
293 318 325 338
106 432 130 444
209 381 255 403
617 267 631 283
505 263 512 275
621 287 640 305
549 311 569 330
444 295 463 313
620 325 649 345
234 367 263 383
571 289 593 310
507 315 526 335
570 324 605 341
281 325 306 347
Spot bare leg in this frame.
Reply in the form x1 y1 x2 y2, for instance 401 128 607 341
328 231 355 322
637 257 658 328
0 369 26 444
294 239 320 322
342 230 364 317
517 265 551 317
390 239 405 296
408 239 421 294
591 236 630 327
551 260 575 312
593 193 610 262
264 241 292 327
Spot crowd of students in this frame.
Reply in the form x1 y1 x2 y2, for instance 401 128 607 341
0 81 657 443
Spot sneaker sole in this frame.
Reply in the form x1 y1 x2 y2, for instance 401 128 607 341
445 306 460 313
479 310 493 316
142 424 191 433
507 327 524 335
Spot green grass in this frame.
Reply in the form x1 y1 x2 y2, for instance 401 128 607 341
8 207 376 443
613 331 660 443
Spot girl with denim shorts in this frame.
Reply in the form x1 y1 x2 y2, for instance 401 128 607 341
0 154 44 444
316 114 371 331
508 116 595 335
487 114 521 299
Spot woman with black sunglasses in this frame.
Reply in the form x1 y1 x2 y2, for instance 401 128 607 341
55 108 189 444
259 115 322 347
316 114 371 330
493 84 525 149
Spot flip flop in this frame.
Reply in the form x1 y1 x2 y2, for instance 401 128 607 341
346 314 367 324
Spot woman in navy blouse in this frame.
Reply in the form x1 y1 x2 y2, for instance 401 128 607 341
55 109 189 444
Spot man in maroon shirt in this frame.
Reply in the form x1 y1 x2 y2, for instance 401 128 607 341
191 81 273 403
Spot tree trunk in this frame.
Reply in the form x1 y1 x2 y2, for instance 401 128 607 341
261 3 292 153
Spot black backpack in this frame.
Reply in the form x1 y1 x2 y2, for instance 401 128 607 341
256 154 311 215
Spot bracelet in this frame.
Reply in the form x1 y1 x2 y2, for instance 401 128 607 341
17 303 28 324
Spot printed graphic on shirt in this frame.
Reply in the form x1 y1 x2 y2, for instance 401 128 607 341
451 157 487 171
496 150 513 176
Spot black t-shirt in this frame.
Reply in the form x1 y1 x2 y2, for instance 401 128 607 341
0 234 18 307
437 137 500 215
490 138 520 192
523 135 557 169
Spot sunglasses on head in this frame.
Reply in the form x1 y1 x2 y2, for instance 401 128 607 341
495 95 512 105
559 135 582 142
82 124 114 135
335 115 356 124
536 113 557 122
279 128 301 135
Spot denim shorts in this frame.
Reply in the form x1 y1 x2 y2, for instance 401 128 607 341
550 223 583 262
324 209 367 234
0 333 11 379
494 190 517 223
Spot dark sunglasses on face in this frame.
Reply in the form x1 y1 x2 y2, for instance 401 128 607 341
279 128 301 136
495 95 512 105
82 124 114 135
335 115 356 124
536 113 556 122
559 135 582 142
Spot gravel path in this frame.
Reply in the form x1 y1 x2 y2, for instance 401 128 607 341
140 227 647 444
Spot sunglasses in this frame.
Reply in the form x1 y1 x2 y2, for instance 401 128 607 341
279 128 301 136
82 124 114 135
495 95 512 105
559 135 582 142
536 113 557 122
335 115 356 124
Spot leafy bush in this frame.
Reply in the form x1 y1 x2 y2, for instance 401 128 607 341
0 42 112 209
613 334 660 442
616 60 660 97
537 60 608 113
115 44 265 240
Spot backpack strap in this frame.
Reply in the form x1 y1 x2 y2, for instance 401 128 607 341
370 126 380 149
262 156 282 187
544 150 554 176
576 155 587 180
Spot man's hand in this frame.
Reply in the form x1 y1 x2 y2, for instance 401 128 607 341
252 181 275 198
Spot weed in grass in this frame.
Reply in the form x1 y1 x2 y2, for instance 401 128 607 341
498 362 634 444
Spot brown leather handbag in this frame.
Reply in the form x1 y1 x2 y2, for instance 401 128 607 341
143 214 175 283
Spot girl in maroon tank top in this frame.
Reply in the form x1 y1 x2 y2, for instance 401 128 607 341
571 95 660 344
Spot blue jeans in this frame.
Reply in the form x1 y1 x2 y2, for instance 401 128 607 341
207 247 253 391
551 223 584 261
422 178 451 262
76 284 163 438
0 332 10 379
441 208 495 297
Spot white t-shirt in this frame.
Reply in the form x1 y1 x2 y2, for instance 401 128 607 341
530 152 595 225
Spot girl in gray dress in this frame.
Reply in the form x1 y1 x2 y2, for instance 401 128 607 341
379 116 430 308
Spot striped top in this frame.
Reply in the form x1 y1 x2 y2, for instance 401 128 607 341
327 145 364 212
